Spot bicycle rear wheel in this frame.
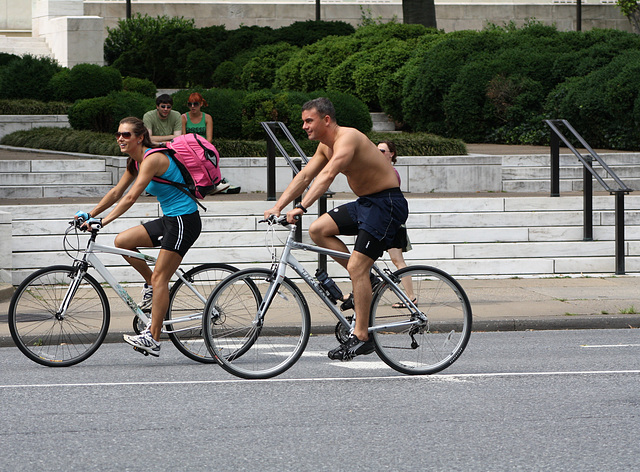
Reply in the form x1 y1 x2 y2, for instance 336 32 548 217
203 268 311 379
370 265 471 375
166 263 238 363
8 265 110 367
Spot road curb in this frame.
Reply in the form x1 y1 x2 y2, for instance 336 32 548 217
3 315 639 349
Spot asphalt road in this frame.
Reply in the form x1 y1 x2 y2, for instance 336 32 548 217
1 329 640 471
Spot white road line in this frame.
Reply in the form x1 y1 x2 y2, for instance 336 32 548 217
1 370 639 389
581 344 640 348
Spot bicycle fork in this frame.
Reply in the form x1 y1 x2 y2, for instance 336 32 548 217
56 262 89 320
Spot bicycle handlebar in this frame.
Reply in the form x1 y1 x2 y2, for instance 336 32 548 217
259 214 298 227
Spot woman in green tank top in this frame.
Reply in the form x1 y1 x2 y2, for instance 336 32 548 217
181 92 213 142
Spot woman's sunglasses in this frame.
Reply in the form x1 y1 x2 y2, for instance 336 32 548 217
379 149 388 153
114 131 132 139
187 102 201 107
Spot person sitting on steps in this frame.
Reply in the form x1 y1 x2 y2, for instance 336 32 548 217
181 92 241 194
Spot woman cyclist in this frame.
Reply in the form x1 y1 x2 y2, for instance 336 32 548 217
76 116 202 357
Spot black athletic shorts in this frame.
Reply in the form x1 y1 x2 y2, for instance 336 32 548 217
142 211 201 257
328 187 408 261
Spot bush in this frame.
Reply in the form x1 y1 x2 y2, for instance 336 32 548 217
0 99 70 115
105 14 196 87
0 52 20 67
241 90 302 140
0 127 120 156
1 127 466 157
241 42 299 91
0 54 62 101
68 91 155 134
122 76 157 97
274 35 358 92
50 64 122 102
274 20 355 47
318 90 372 133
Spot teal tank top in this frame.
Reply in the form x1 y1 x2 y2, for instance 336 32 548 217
144 150 198 217
184 113 207 138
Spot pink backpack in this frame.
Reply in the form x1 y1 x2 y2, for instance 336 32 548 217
143 133 222 211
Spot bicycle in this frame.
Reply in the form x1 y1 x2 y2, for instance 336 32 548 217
8 220 237 367
202 215 472 379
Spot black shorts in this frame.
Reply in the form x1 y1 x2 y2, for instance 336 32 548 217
327 187 408 260
142 211 201 257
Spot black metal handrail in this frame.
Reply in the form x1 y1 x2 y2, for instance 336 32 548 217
544 119 633 274
261 121 333 270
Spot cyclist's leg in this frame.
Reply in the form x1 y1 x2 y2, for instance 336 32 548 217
347 250 375 340
114 224 155 283
308 212 350 269
149 249 183 341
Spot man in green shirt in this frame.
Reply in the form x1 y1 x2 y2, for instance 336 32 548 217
143 94 182 144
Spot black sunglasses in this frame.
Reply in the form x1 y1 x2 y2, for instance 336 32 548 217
159 104 172 109
115 131 132 139
187 102 201 107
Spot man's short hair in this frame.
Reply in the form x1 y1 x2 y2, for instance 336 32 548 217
302 97 336 122
156 94 173 106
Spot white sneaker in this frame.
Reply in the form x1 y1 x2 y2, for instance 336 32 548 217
210 181 231 195
138 284 153 312
123 330 160 357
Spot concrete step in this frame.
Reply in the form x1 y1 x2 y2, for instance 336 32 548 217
2 195 640 285
370 112 396 132
0 36 51 56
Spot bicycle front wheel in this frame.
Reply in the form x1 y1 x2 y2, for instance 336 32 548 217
8 265 110 367
203 268 311 379
166 263 238 363
370 265 472 375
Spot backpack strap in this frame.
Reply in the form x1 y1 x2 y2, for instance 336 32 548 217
139 148 207 211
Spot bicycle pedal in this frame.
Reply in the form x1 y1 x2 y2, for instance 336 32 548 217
133 346 149 356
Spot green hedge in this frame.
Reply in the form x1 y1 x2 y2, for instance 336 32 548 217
1 127 465 157
0 99 71 115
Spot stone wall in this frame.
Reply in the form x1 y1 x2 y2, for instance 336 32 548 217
82 1 631 38
0 115 70 140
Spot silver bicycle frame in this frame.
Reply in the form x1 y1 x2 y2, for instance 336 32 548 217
59 232 208 333
260 223 422 333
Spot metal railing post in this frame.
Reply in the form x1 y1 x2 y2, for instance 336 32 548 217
583 160 593 241
615 191 626 275
545 119 632 275
550 131 560 197
266 134 277 201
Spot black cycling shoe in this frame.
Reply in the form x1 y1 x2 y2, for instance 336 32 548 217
328 334 375 361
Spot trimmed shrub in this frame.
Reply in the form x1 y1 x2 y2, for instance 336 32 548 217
2 127 466 157
241 42 299 91
0 52 20 67
274 20 355 47
68 91 155 134
274 35 358 92
0 127 120 156
0 54 61 101
50 64 122 102
211 61 241 89
0 99 70 115
122 76 157 97
106 14 196 87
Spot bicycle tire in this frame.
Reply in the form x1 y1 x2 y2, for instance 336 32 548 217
203 268 311 379
370 265 472 375
166 263 238 363
8 265 110 367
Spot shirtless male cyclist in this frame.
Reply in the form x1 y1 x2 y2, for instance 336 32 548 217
264 97 409 360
